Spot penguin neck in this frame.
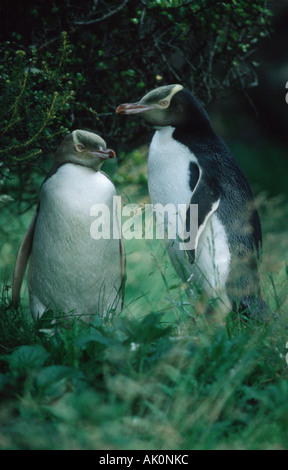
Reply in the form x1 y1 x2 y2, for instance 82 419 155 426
44 160 101 184
52 160 102 173
171 115 218 144
173 90 217 140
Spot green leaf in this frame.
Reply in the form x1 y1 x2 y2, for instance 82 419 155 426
77 331 112 349
35 365 85 400
36 309 55 330
1 345 50 375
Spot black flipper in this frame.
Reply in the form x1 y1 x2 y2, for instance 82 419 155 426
183 173 220 263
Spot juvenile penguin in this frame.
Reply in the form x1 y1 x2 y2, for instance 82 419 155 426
12 130 125 322
116 84 263 318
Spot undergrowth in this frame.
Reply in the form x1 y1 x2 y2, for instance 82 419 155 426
1 148 288 450
0 282 288 450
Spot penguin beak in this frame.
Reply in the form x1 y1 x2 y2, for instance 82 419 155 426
93 149 116 160
116 103 154 115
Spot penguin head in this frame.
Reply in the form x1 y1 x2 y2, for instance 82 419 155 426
116 84 211 130
54 130 116 170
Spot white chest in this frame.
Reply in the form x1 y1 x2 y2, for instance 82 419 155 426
147 127 231 304
28 164 122 319
40 164 116 224
147 126 198 207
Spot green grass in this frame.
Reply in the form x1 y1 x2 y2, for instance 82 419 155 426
1 149 288 450
1 241 288 450
1 294 288 450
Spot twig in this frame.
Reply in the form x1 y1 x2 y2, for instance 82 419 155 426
0 92 59 157
74 0 130 26
154 41 183 84
3 72 29 134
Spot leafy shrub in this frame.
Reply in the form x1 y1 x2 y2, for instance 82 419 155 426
0 33 87 211
0 0 272 211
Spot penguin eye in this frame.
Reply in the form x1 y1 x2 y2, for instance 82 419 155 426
75 143 85 152
158 99 169 108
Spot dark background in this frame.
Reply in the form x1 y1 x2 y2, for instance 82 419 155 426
1 0 288 201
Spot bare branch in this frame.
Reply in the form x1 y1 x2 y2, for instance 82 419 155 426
74 0 130 26
154 41 183 84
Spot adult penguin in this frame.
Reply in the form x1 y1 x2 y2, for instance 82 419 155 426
116 84 264 319
12 130 125 323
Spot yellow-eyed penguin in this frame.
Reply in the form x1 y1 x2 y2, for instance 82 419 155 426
12 130 125 323
116 84 264 318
